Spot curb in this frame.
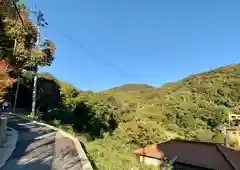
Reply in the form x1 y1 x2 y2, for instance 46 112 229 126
0 127 18 169
9 113 93 170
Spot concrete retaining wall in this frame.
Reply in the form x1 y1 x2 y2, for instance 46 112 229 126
0 116 7 146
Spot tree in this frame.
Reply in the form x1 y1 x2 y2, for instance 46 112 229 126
1 0 56 71
0 0 17 60
0 60 15 102
0 0 56 105
10 72 61 112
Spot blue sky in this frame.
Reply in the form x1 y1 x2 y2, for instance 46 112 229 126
25 0 240 91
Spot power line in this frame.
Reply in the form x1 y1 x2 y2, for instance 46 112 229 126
28 0 136 82
64 36 135 82
13 0 136 83
40 0 44 9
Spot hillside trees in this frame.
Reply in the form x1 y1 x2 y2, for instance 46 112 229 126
10 57 239 169
38 64 240 144
8 72 60 115
79 64 240 169
0 0 56 104
0 60 15 102
1 0 56 69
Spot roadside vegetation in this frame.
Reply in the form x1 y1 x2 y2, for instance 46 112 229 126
11 63 240 169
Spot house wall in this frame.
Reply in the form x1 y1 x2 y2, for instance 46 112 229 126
138 156 210 170
139 155 162 168
230 114 240 120
227 129 240 143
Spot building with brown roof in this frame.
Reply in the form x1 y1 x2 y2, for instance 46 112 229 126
134 139 240 170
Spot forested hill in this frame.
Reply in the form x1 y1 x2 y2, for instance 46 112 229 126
82 63 240 169
107 84 154 92
6 63 240 169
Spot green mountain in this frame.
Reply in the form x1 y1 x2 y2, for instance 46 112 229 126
82 63 240 169
107 84 154 92
9 63 240 169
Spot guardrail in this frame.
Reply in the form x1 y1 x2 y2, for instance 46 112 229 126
0 116 7 146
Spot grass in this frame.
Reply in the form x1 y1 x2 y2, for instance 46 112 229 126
83 138 136 169
80 127 161 170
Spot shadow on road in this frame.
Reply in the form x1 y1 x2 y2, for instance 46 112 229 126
2 114 86 170
1 114 56 170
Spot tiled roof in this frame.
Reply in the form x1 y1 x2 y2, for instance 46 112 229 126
134 139 240 170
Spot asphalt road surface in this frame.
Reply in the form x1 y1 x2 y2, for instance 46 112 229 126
1 114 83 170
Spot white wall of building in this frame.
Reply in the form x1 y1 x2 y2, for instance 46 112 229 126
139 155 162 168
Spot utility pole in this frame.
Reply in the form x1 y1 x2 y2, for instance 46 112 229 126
31 25 40 117
13 39 19 113
31 9 48 117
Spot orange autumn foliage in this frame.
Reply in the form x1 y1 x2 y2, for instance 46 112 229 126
0 60 16 102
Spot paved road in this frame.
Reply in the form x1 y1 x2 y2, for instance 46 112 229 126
1 114 83 170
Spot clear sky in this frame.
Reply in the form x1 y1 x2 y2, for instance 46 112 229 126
26 0 240 91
